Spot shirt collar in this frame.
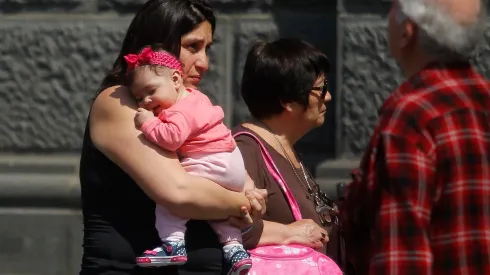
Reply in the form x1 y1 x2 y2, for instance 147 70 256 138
379 61 474 114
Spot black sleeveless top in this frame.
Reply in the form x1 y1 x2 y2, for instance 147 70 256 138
79 115 225 275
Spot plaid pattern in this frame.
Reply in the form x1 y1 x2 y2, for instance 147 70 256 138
341 62 490 275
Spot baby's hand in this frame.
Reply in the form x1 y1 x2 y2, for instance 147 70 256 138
135 108 155 128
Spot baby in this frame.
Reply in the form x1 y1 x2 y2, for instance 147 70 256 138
125 45 252 275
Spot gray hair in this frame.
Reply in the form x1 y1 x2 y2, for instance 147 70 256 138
395 0 486 61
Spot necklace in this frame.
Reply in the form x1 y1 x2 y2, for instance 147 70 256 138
257 121 314 198
257 120 334 227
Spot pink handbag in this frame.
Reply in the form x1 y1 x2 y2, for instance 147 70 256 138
234 131 342 275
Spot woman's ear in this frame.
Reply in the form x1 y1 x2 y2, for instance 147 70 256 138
280 101 294 112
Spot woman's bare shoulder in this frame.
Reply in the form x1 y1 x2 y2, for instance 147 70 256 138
90 85 138 150
92 85 135 118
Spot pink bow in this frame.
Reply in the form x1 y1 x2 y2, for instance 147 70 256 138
124 47 154 73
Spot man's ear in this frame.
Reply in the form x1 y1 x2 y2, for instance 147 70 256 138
400 20 417 48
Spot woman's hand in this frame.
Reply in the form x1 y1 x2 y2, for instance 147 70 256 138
245 188 267 218
228 188 267 230
285 219 329 249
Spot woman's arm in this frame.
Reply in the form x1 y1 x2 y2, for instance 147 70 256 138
244 220 289 247
245 220 327 249
90 85 250 220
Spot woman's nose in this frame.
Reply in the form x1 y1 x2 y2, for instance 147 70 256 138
324 91 332 102
195 51 209 74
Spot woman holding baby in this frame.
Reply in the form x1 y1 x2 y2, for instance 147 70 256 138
79 1 338 275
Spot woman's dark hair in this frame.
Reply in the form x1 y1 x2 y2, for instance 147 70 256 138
240 38 330 120
99 0 215 93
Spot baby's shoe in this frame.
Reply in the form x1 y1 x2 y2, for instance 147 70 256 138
136 240 187 267
223 244 252 275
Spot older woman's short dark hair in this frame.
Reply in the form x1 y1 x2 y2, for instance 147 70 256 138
240 38 330 120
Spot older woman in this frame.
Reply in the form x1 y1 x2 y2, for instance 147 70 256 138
233 38 335 256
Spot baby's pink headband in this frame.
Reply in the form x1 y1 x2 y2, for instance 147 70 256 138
124 46 182 75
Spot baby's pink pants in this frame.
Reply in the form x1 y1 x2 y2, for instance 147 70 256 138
155 147 246 244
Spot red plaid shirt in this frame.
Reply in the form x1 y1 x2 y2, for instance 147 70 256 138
341 62 490 275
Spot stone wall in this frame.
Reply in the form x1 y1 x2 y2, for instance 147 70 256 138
0 0 489 274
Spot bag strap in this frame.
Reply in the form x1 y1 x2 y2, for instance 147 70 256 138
234 131 302 221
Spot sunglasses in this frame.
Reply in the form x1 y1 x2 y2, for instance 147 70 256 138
311 79 329 99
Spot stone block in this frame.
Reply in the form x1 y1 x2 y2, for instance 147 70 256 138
472 25 490 76
98 0 336 14
338 15 403 157
0 154 78 174
342 0 490 14
0 0 91 13
0 155 80 208
98 0 269 13
340 0 392 14
98 0 145 13
0 208 82 275
0 174 80 208
0 18 127 152
210 0 336 12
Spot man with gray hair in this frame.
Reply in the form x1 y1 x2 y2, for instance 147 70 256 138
341 0 490 274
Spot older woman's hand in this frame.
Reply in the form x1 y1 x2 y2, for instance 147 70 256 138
245 188 267 217
286 219 329 250
228 188 267 231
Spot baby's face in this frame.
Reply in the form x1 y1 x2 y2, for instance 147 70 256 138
131 69 179 115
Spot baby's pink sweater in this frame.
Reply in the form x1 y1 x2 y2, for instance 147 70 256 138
139 88 235 155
